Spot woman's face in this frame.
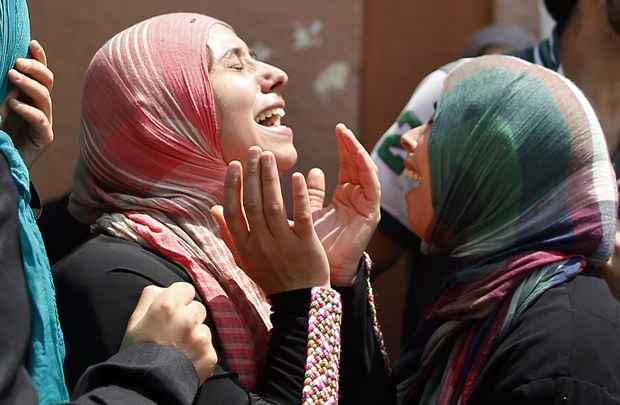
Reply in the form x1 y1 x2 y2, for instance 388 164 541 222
401 123 435 240
208 24 297 172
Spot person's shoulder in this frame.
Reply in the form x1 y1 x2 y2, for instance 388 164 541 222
54 234 189 288
477 273 620 399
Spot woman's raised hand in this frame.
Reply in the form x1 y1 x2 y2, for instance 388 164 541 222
4 40 54 168
212 147 330 295
307 124 381 286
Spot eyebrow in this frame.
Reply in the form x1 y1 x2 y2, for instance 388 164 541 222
217 47 246 63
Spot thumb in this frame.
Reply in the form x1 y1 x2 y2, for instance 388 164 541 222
121 285 163 350
307 168 326 213
127 285 163 328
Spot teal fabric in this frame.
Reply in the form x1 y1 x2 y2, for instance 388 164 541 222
0 0 69 403
0 0 29 100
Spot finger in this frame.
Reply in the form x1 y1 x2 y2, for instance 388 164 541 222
192 324 218 383
223 161 249 243
155 282 197 309
307 168 326 212
260 151 289 236
128 285 164 327
7 69 52 118
243 147 270 236
211 205 234 247
335 123 356 184
211 204 243 265
7 99 52 147
193 323 213 345
186 300 208 326
29 40 48 66
355 148 381 204
14 58 53 92
341 125 365 184
292 172 314 238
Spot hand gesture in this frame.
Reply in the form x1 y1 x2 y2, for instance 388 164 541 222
211 147 330 295
308 124 381 286
4 40 54 168
122 282 218 384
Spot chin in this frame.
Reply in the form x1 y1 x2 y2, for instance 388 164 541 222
274 146 298 173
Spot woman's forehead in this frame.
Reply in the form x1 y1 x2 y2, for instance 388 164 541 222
207 24 248 59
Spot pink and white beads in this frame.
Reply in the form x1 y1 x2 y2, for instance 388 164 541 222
302 287 342 404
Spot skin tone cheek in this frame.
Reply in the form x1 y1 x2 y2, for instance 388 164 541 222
403 125 435 241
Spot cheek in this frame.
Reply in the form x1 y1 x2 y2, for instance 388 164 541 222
220 130 255 164
213 77 259 163
213 76 256 118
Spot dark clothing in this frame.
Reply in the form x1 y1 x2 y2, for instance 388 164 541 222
38 194 91 265
54 234 387 404
0 155 199 404
376 209 448 338
390 273 620 404
70 343 198 405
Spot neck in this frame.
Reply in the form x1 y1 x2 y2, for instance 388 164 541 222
560 6 620 155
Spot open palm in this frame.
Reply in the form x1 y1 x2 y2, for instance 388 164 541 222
309 124 381 286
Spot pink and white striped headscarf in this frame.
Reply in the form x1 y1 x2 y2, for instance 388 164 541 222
69 13 271 389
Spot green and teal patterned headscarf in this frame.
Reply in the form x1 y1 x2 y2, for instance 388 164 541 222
0 1 69 403
402 55 617 404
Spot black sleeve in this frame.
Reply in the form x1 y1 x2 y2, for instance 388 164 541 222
0 155 38 404
336 262 393 405
68 343 198 405
198 289 313 405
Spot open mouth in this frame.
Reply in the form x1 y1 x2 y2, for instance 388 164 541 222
255 107 286 128
403 167 421 182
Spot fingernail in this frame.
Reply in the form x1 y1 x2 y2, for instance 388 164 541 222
8 98 18 108
14 59 28 70
248 147 261 160
227 163 240 182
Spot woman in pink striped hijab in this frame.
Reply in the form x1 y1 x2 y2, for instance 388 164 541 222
54 12 385 404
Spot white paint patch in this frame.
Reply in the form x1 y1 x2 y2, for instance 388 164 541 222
293 20 323 50
251 42 275 62
313 62 350 100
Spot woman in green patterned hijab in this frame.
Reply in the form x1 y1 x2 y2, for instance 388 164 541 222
394 55 617 404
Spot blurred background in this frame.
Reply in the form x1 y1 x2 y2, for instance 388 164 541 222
29 0 552 358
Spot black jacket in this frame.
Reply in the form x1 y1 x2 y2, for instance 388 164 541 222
54 234 390 404
389 272 620 404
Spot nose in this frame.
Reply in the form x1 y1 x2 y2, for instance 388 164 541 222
258 62 288 93
401 129 419 153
